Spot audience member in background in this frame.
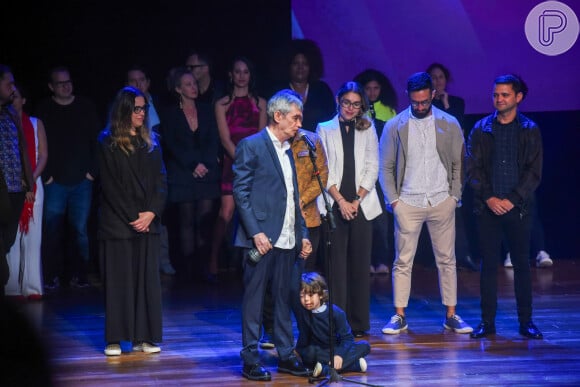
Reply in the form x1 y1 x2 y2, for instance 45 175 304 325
354 68 398 134
161 67 220 282
296 272 370 378
5 84 48 300
260 127 329 349
268 39 335 132
467 74 543 340
126 65 162 132
354 68 398 275
503 193 552 268
379 72 472 336
234 89 311 382
426 62 477 272
208 56 266 277
98 86 167 356
426 63 465 130
0 64 34 298
316 81 382 338
185 51 225 106
34 66 101 290
126 64 174 276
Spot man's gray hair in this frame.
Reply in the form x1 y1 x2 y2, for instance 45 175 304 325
267 89 303 122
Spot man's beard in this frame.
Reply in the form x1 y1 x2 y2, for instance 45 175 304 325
412 105 432 119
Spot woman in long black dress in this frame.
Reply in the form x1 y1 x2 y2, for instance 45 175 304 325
97 86 167 356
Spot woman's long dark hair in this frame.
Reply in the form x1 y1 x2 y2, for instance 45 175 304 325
107 86 156 154
221 56 260 107
354 68 398 110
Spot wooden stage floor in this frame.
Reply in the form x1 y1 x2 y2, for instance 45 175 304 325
5 259 580 386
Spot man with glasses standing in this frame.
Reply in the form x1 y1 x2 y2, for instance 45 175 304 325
379 72 473 335
185 51 224 106
34 66 101 291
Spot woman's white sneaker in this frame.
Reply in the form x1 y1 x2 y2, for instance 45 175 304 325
104 343 121 356
133 341 161 353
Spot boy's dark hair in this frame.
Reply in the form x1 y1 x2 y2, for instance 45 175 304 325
300 272 329 304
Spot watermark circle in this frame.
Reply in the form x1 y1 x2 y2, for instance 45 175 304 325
525 1 579 56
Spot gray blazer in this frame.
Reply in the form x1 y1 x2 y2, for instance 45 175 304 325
378 106 465 208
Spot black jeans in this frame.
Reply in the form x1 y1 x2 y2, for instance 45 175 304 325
477 207 533 324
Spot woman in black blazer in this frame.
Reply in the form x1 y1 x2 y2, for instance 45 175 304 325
161 67 221 281
97 86 167 357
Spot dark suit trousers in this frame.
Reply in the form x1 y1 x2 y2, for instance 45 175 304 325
327 206 372 332
241 247 295 365
477 207 533 324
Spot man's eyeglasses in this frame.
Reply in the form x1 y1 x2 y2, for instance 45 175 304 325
340 99 362 109
186 64 207 71
133 104 149 114
410 98 432 108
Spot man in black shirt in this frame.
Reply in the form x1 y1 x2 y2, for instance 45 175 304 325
34 66 101 290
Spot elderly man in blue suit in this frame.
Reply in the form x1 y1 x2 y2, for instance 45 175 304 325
233 89 313 382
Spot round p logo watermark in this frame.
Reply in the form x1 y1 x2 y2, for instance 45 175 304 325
525 1 579 56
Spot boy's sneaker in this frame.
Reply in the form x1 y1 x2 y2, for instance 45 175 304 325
536 250 553 267
504 253 513 268
259 330 275 349
132 341 161 353
104 343 121 356
312 362 329 377
444 314 473 333
359 358 367 373
382 314 408 334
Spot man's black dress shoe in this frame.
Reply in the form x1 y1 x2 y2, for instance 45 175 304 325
278 355 311 377
519 321 543 339
470 321 496 339
353 330 367 338
242 363 271 381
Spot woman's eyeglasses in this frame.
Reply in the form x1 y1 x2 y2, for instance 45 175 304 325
340 99 362 109
133 104 149 114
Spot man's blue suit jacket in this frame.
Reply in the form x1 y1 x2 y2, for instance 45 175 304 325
232 128 308 251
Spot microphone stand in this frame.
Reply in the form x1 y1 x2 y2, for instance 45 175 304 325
304 144 381 387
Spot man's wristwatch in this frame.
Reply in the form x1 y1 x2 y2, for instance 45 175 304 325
354 194 361 201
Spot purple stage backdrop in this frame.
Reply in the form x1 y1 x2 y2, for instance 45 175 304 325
292 0 580 114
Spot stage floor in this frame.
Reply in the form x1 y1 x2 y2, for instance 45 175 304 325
6 259 580 386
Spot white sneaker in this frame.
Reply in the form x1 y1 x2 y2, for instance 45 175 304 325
375 264 390 274
104 343 121 356
504 253 513 268
132 341 161 354
359 358 367 373
313 362 323 377
536 250 553 267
